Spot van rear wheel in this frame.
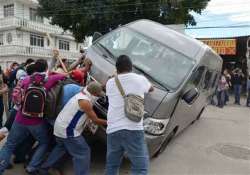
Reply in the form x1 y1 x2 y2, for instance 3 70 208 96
153 130 176 158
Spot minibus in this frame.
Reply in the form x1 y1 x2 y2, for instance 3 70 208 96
85 19 222 157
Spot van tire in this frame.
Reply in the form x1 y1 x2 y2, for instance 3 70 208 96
153 128 177 158
196 108 205 120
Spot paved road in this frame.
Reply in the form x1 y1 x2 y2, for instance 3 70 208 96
4 103 250 175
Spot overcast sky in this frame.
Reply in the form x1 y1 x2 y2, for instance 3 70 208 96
186 0 250 38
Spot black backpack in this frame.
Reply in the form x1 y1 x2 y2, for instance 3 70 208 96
22 73 46 118
44 78 77 119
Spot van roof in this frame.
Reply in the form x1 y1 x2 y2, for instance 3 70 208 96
126 19 209 59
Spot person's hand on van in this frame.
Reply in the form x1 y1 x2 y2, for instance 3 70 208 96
79 100 107 126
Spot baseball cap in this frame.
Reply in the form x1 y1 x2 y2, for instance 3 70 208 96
71 69 84 84
87 81 105 97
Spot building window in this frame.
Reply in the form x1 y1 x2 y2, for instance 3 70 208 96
30 34 44 47
4 4 14 17
30 8 43 23
59 40 70 50
0 34 4 45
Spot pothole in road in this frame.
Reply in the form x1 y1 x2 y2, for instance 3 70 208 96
212 143 250 160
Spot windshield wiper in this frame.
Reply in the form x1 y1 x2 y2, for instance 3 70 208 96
133 65 169 91
96 42 115 59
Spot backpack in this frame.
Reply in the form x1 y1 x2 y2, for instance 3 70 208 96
22 73 47 118
114 75 144 123
44 78 76 119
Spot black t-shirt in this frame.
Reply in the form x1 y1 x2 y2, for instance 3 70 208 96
232 74 243 85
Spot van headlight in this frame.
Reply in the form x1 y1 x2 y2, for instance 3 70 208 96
143 118 170 136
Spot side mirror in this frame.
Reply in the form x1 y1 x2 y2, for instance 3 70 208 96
92 32 102 43
182 88 199 104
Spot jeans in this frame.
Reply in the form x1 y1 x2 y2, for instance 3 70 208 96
106 130 149 175
0 121 49 174
3 108 35 162
234 85 241 104
225 90 229 103
217 90 225 108
0 97 3 128
41 136 90 175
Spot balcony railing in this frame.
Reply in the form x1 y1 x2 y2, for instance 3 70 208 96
0 45 80 59
0 17 64 34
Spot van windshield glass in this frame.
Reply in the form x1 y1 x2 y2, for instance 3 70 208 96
97 28 195 89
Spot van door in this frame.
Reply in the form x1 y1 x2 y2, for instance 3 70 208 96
172 66 206 131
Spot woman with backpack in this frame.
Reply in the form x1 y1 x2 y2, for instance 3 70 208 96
0 59 66 175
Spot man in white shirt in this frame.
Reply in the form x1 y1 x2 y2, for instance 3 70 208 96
39 82 107 175
105 55 154 175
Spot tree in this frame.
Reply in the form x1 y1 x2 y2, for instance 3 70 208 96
38 0 210 42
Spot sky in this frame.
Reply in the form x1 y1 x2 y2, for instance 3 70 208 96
185 0 250 38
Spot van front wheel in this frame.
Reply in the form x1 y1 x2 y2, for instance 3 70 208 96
153 130 176 158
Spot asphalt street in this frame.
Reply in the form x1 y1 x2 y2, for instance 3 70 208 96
3 101 250 175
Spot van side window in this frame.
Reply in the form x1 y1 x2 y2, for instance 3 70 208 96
191 66 205 86
203 70 213 90
211 73 219 88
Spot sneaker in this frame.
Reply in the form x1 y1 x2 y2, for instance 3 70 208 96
38 168 49 175
51 168 64 175
26 170 39 175
6 164 13 170
26 167 39 175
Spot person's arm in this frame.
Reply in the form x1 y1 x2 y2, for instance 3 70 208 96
0 84 8 95
48 49 60 71
69 54 86 71
78 99 107 126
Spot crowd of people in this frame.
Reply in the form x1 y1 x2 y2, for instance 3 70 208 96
215 68 249 108
0 51 153 175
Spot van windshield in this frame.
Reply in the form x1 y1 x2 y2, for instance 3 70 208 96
97 27 195 90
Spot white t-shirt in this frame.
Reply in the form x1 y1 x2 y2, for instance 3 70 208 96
106 73 151 134
54 91 91 138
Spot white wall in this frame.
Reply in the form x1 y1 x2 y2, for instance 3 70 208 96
0 30 19 45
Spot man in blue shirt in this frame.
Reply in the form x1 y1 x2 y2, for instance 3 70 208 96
62 84 82 107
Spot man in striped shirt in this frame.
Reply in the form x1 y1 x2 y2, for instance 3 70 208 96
39 82 107 175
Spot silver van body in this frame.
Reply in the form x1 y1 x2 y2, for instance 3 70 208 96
86 20 222 157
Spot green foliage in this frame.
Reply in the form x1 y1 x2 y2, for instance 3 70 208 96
38 0 210 42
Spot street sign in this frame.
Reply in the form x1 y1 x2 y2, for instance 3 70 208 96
200 39 236 55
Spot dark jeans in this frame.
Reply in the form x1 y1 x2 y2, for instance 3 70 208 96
0 97 3 128
0 121 49 174
41 136 90 175
106 130 149 175
217 90 225 108
225 90 229 103
2 108 35 163
234 84 241 104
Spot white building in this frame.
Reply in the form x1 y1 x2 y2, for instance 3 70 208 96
0 0 83 70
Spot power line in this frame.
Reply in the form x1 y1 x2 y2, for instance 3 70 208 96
186 24 250 29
